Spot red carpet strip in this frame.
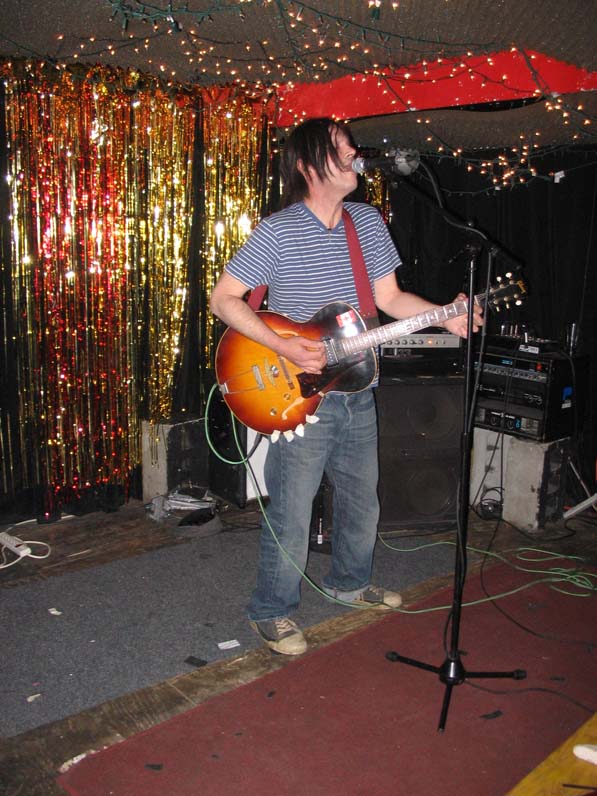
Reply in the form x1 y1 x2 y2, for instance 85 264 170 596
58 562 597 796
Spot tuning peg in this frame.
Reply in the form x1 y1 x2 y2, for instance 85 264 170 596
283 429 295 441
295 424 305 437
306 414 319 424
270 430 281 443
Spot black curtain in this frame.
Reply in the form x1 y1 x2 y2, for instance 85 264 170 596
171 99 208 419
388 146 597 487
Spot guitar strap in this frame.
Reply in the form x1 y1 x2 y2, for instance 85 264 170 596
342 208 379 329
247 283 268 310
246 207 379 330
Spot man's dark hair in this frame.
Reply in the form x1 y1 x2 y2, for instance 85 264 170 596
280 117 356 207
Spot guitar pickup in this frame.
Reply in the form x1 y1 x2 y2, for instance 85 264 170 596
323 337 339 366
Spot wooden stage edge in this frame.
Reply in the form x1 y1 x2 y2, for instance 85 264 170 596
507 713 597 796
1 567 459 796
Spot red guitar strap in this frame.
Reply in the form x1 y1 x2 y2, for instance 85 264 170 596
247 283 268 310
246 209 379 328
342 208 379 329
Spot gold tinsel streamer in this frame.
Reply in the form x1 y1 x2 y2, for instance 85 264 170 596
202 98 272 350
0 61 274 513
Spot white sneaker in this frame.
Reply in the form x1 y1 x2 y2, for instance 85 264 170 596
250 617 308 655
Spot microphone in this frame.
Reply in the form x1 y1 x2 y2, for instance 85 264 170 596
352 149 420 176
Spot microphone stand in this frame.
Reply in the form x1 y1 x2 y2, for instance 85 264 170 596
385 221 527 732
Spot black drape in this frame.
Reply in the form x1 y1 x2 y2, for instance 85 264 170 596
389 146 597 486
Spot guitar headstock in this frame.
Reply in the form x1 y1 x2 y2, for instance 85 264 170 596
486 273 527 311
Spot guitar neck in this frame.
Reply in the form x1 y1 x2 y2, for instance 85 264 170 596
339 294 481 357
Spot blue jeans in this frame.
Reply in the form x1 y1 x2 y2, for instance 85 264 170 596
248 390 379 621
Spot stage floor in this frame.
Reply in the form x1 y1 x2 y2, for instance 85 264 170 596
1 497 596 796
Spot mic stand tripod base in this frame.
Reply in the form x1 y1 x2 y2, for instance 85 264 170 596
382 243 527 733
386 651 527 732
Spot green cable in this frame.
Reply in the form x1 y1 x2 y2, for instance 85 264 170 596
377 533 597 609
203 383 373 609
205 384 597 614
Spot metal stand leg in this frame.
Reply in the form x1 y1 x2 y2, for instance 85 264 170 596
564 492 597 520
385 246 527 732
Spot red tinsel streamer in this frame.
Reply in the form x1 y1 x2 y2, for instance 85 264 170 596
5 75 140 513
1 62 275 516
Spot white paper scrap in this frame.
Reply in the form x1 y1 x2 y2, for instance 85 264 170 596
59 751 96 773
217 639 241 650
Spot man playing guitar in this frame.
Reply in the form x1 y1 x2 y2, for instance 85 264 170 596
210 117 483 656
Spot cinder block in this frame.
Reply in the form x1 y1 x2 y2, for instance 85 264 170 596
471 428 569 532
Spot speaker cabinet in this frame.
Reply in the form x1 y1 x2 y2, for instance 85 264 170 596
208 392 267 507
376 376 464 529
141 419 209 503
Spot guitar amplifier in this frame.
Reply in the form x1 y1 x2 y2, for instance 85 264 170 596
380 329 463 377
474 345 588 442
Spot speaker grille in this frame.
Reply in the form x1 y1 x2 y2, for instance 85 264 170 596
167 421 209 491
377 377 464 529
208 392 267 507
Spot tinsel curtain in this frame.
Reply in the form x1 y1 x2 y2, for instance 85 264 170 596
0 62 274 519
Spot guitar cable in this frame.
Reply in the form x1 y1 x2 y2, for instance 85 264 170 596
203 384 596 618
204 383 398 610
204 385 586 614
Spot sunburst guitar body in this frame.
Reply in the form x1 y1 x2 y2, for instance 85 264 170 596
215 276 526 437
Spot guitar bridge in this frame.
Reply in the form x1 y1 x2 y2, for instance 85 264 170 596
218 363 265 396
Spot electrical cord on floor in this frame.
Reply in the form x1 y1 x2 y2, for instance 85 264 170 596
377 531 596 611
464 679 596 716
475 518 597 651
205 385 597 618
0 519 52 569
380 513 597 714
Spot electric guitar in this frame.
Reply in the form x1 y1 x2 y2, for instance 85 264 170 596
215 275 526 438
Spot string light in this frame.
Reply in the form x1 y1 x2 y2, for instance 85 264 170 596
42 0 497 87
0 8 594 511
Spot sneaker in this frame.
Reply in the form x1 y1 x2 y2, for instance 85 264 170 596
250 617 308 655
352 585 402 609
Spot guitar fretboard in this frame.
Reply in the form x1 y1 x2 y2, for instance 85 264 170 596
337 297 474 358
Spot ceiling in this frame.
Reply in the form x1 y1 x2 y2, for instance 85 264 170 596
1 0 596 152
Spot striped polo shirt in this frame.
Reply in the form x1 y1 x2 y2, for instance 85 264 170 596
225 201 401 321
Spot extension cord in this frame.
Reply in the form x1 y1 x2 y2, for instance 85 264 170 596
0 531 32 557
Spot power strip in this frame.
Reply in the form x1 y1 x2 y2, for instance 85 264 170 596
0 531 32 557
